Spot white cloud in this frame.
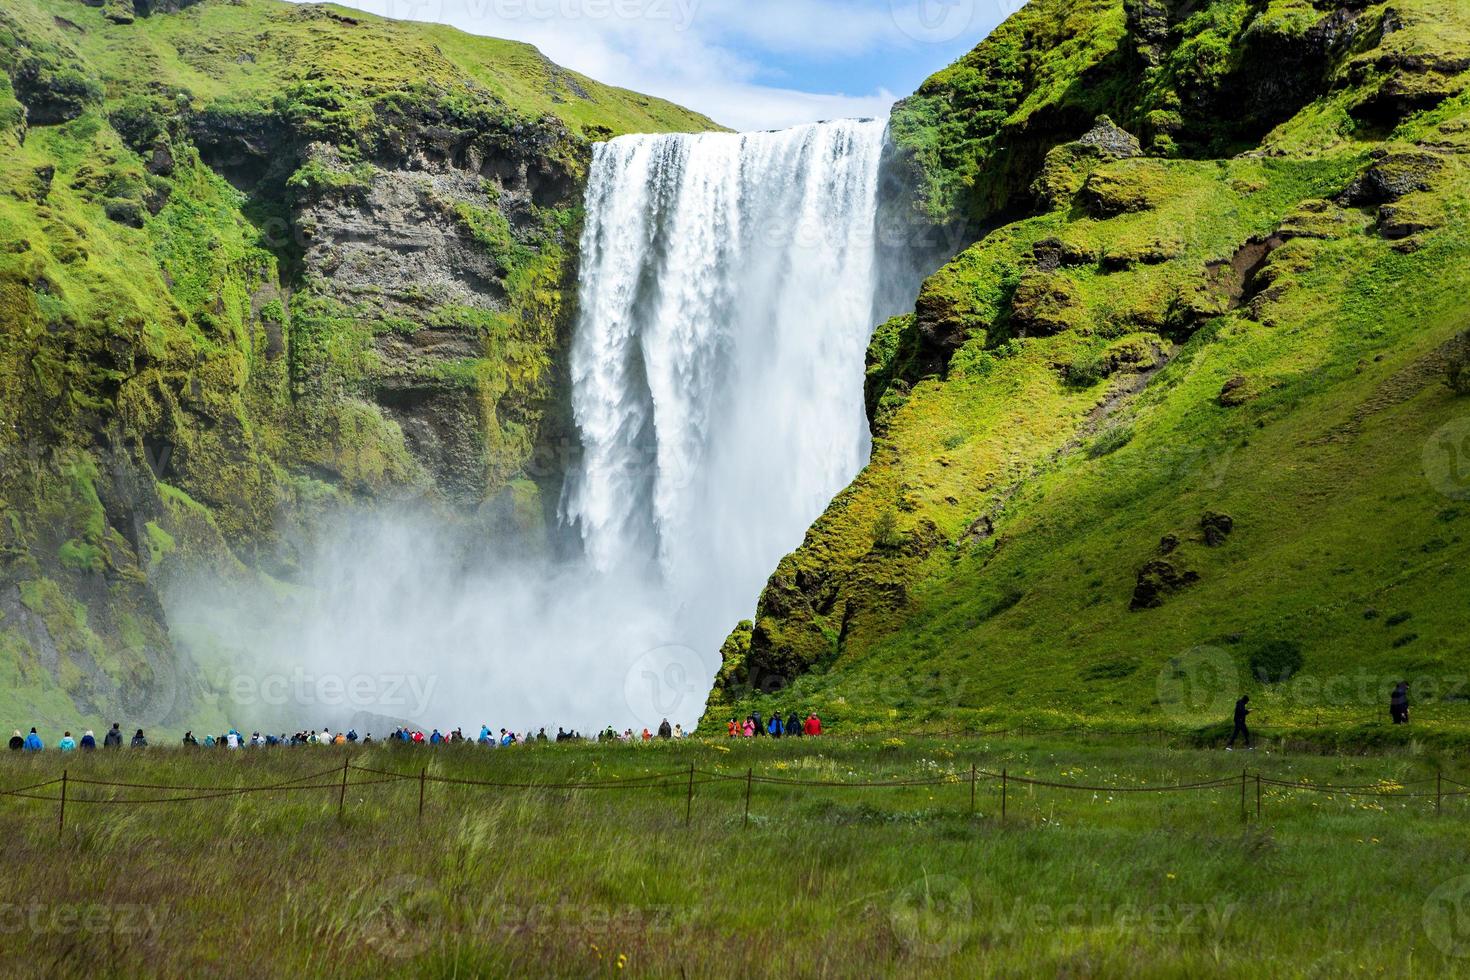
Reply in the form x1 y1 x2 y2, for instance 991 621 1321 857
290 0 1024 130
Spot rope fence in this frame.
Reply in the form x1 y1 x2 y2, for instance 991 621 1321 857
4 756 1468 832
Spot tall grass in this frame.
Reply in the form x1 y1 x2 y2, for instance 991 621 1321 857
0 735 1463 976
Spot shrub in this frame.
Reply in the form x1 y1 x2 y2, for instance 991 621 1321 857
1446 349 1470 396
1248 639 1304 684
872 509 903 551
1087 425 1134 459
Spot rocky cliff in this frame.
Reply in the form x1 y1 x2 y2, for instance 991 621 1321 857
0 0 714 727
708 0 1470 738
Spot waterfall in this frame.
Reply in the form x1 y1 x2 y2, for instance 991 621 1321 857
563 119 889 626
165 120 899 735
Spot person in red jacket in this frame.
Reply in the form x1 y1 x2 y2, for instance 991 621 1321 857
804 713 822 736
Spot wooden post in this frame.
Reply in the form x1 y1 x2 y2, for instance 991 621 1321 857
1255 773 1262 819
338 756 349 821
1438 771 1443 815
418 766 426 822
1240 769 1247 821
969 764 977 816
684 762 695 827
743 767 752 828
1001 768 1007 823
58 769 67 836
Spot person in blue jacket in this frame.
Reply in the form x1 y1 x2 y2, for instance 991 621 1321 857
79 730 96 750
23 728 43 751
766 714 783 738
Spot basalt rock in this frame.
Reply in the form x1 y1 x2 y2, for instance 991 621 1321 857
1130 558 1200 610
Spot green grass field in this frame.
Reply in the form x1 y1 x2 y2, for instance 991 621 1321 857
2 735 1468 977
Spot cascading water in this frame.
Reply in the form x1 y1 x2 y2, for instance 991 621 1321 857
561 120 890 721
165 119 902 735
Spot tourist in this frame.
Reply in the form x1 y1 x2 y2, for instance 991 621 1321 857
742 717 755 737
1226 696 1252 750
752 710 764 737
24 728 43 751
7 731 20 751
1390 681 1410 724
673 724 684 738
182 731 198 747
658 719 672 739
58 731 76 752
785 711 801 737
766 714 782 738
104 723 123 748
80 730 96 750
131 728 148 748
804 712 822 736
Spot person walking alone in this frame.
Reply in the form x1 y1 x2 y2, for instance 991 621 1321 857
1226 695 1252 750
1390 681 1410 725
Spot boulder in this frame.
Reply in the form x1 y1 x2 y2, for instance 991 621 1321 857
1130 558 1199 610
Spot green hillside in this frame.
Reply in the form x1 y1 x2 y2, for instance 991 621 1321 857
0 0 714 731
708 0 1470 743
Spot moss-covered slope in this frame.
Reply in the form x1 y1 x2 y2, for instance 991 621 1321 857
708 0 1470 741
0 0 715 729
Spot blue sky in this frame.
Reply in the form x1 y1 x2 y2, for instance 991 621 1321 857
305 0 1028 130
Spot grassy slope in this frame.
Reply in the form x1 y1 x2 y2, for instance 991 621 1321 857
0 0 714 731
34 0 716 137
708 0 1470 741
0 736 1467 976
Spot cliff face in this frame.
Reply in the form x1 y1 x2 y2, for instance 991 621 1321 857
0 0 714 727
709 0 1470 735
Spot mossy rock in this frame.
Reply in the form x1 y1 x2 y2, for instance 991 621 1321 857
1010 272 1086 336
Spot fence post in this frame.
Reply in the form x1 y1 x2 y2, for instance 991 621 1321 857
418 767 426 822
1255 773 1262 819
1438 771 1443 815
1001 768 1007 823
743 767 752 828
58 769 67 836
1240 769 1247 821
969 763 977 816
684 763 695 827
338 756 349 821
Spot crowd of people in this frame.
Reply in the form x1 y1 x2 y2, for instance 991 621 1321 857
727 710 822 738
8 724 146 751
6 714 824 751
